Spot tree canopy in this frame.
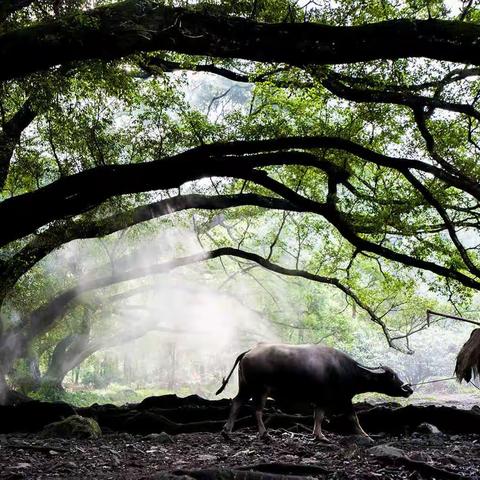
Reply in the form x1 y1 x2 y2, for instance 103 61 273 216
1 0 480 398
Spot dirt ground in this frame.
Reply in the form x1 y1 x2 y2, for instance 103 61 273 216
1 427 479 480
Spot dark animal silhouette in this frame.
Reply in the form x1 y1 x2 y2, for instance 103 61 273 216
216 343 413 441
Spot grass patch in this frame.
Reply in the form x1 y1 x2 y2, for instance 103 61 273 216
30 384 179 407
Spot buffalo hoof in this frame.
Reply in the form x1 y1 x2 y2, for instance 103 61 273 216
313 434 331 444
221 429 234 442
259 432 272 443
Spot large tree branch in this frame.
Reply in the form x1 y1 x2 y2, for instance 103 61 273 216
412 107 464 176
1 1 480 81
317 69 480 121
139 57 254 83
245 170 480 291
329 67 480 94
0 97 37 190
140 58 480 123
1 138 479 296
0 135 471 247
402 170 480 278
0 192 302 304
0 246 388 368
22 247 382 340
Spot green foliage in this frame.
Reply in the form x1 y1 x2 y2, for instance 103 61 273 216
31 384 173 406
2 0 480 400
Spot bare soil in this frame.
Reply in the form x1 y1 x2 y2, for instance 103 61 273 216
1 427 479 480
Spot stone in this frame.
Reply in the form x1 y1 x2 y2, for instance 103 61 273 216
415 422 442 435
40 415 101 439
144 432 174 444
409 451 432 462
368 444 406 459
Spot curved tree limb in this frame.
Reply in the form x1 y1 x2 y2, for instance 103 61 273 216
0 246 393 371
0 192 302 305
0 97 37 190
316 69 480 121
1 136 480 292
401 170 480 279
1 1 480 81
0 135 472 247
240 170 480 292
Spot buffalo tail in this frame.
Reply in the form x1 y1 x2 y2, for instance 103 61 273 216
215 350 249 395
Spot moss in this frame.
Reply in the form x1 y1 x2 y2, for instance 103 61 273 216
40 415 102 439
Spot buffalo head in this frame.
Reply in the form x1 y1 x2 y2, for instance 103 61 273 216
360 365 413 398
376 366 413 397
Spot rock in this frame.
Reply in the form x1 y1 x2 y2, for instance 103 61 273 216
139 394 182 410
113 432 133 440
197 454 218 462
409 451 432 462
40 415 102 439
368 444 406 459
415 422 442 435
144 432 174 443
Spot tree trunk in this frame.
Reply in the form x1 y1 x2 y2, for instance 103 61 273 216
0 368 7 405
167 342 177 391
74 366 80 385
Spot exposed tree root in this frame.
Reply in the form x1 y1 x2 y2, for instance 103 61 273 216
1 394 480 438
234 462 330 476
172 467 325 480
379 456 472 480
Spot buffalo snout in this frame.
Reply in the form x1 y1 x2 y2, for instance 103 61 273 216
400 383 413 397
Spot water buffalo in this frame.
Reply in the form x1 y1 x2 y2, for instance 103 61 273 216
216 343 413 441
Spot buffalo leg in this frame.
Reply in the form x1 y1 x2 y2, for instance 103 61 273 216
253 392 268 437
313 407 328 441
347 410 373 441
224 391 249 433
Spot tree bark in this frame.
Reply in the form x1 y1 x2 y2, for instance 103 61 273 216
0 136 468 248
42 333 89 390
1 1 480 81
0 97 37 191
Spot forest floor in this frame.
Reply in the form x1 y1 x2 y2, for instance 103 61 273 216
1 427 479 480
